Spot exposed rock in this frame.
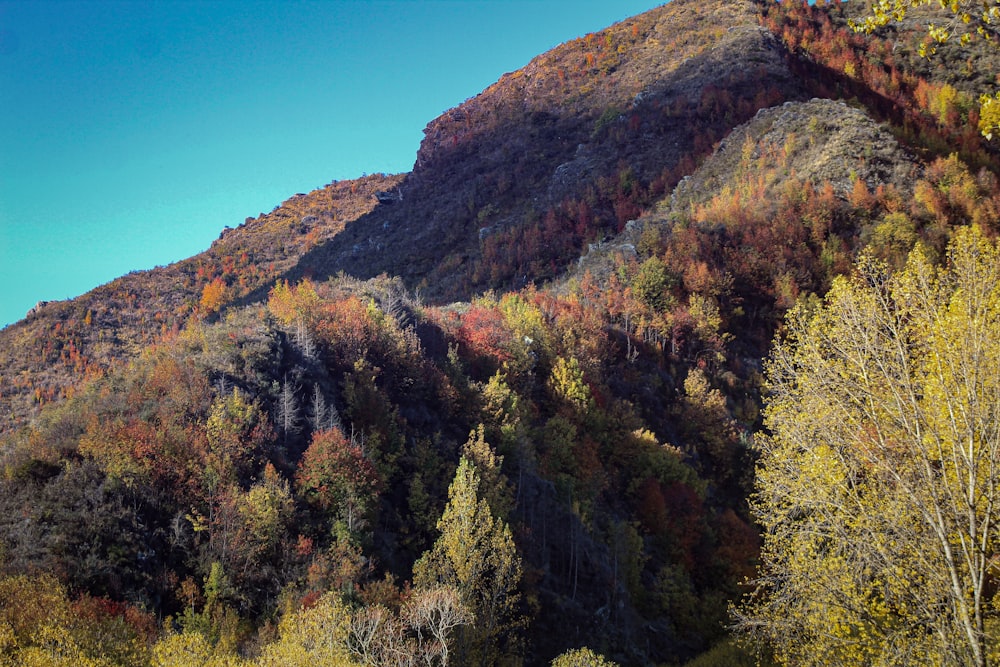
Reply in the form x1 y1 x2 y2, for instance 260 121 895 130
26 301 50 318
670 98 919 211
374 189 402 204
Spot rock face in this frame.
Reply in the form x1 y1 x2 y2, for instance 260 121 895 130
671 98 920 211
26 301 50 318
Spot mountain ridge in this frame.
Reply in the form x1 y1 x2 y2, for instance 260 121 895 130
4 0 998 434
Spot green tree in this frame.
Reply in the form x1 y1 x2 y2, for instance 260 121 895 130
631 255 675 313
462 425 513 521
205 388 269 485
413 455 523 665
736 227 1000 666
295 428 380 539
549 356 593 414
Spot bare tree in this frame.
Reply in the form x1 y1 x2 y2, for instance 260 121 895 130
403 586 473 667
276 375 301 444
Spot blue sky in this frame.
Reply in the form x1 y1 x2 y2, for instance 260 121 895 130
0 0 662 328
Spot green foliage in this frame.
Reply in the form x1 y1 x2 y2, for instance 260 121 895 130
413 455 524 665
11 0 986 656
548 356 593 414
631 256 675 313
295 428 379 538
461 425 513 521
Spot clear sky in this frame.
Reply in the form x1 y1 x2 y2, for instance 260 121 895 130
0 0 663 328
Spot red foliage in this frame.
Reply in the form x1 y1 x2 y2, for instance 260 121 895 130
637 477 669 534
660 481 706 572
456 303 514 365
296 428 380 513
315 296 381 367
760 0 996 170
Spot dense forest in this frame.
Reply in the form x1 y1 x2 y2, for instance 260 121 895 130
3 0 1000 664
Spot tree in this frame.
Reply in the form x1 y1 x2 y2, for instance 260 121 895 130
461 425 513 521
276 375 301 445
255 593 357 667
295 428 380 537
205 388 270 485
402 586 473 667
852 0 1000 52
413 455 523 665
550 647 619 667
851 0 1000 137
736 227 1000 666
200 278 229 317
308 384 341 432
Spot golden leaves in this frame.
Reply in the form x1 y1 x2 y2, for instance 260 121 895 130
739 226 1000 665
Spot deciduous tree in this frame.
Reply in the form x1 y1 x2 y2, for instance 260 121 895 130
736 227 1000 666
852 0 1000 137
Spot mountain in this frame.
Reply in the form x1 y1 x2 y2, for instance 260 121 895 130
1 0 1000 664
1 0 803 435
289 0 800 295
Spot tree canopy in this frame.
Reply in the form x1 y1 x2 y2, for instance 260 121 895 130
737 226 1000 665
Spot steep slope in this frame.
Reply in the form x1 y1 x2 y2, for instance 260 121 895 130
288 0 805 296
3 0 1000 664
574 96 921 286
0 0 808 436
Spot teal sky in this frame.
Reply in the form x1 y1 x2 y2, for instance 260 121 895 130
0 0 662 329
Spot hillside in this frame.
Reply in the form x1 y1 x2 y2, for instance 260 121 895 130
289 0 802 296
2 0 1000 664
0 173 402 433
1 0 806 435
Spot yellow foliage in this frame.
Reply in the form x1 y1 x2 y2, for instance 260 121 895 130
266 279 321 327
852 0 999 137
200 279 228 316
254 594 356 667
549 356 594 413
980 92 1000 140
551 646 619 666
151 629 252 667
413 455 523 664
738 226 1000 666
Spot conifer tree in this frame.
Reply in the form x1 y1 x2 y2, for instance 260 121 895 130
413 452 523 665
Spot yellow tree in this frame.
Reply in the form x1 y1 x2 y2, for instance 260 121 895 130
550 647 619 667
853 0 1000 48
737 226 1000 666
254 593 357 667
200 278 229 317
413 448 523 665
